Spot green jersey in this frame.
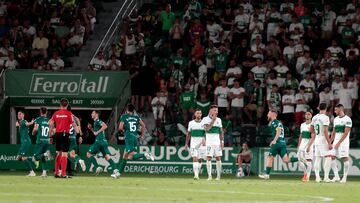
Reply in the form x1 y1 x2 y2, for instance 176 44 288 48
19 120 31 144
180 91 195 110
94 119 107 143
120 113 142 138
161 11 175 31
270 119 286 145
69 115 79 140
214 52 228 73
34 116 50 144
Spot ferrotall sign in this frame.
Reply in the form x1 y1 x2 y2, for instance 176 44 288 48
4 70 130 108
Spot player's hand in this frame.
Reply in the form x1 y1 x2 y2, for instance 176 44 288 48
221 142 224 150
184 144 188 150
201 139 206 146
94 131 98 136
306 146 311 153
87 124 92 129
270 140 276 146
15 121 19 127
334 143 340 150
328 144 333 150
30 119 35 125
78 137 83 144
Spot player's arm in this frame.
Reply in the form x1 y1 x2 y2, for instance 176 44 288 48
297 132 302 150
323 125 332 149
307 125 316 152
74 116 83 136
94 122 107 136
139 119 145 137
118 121 124 134
220 127 224 147
330 127 336 143
25 119 35 126
48 118 54 135
32 123 39 136
185 131 191 149
271 127 282 146
335 127 351 149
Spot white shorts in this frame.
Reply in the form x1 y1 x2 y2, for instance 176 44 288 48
315 144 332 157
331 140 349 158
206 145 222 158
190 146 206 159
297 139 313 160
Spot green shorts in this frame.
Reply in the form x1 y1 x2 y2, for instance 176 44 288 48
69 139 78 152
18 142 31 157
34 143 50 157
125 135 138 153
269 143 287 158
88 141 110 156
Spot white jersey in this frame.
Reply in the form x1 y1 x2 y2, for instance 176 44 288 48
187 120 205 149
298 122 313 160
333 115 352 147
311 113 330 145
201 116 222 146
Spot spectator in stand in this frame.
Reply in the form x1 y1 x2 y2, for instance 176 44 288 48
222 113 233 146
4 52 18 69
68 19 85 54
299 72 315 101
226 59 242 87
237 143 252 176
106 54 122 70
330 59 345 80
180 83 195 125
32 30 49 59
169 16 184 53
195 91 211 117
206 16 223 45
84 0 97 32
151 92 167 126
295 86 309 127
214 45 228 83
267 84 281 113
338 80 356 117
274 58 289 86
48 51 64 71
160 4 175 43
229 79 245 128
233 6 250 46
281 87 295 128
89 51 106 71
220 4 234 42
251 58 267 86
244 80 265 126
321 4 337 42
332 75 344 102
214 78 230 118
319 84 334 112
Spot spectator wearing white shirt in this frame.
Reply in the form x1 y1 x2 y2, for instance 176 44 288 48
299 72 315 101
241 0 254 15
22 20 36 38
214 78 230 118
68 19 85 50
89 51 106 71
319 85 334 112
331 75 344 101
47 52 64 71
233 6 250 45
289 15 304 34
197 59 207 87
327 40 344 60
329 59 345 80
346 43 359 57
4 52 18 69
295 86 310 127
338 80 355 117
347 76 359 100
283 39 295 65
335 9 349 34
280 0 294 13
266 5 282 41
281 87 295 128
249 14 264 43
106 55 122 70
206 17 223 45
251 58 267 86
151 92 167 124
296 51 313 78
251 36 265 60
229 79 245 128
274 58 289 86
321 4 336 41
226 59 242 87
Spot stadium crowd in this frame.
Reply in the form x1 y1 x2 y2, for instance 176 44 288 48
95 0 360 147
0 0 98 70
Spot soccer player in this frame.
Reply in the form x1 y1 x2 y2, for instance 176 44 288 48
310 103 333 183
112 104 154 179
49 98 79 178
67 105 86 173
297 111 314 182
32 107 52 177
330 104 352 183
185 109 206 180
16 110 35 176
259 110 300 180
87 110 117 176
201 105 223 181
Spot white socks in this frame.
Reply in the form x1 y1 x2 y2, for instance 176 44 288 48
324 157 332 180
343 161 350 179
198 162 202 174
298 161 306 172
206 160 212 177
306 161 312 178
216 160 222 179
331 160 340 179
314 157 321 180
193 162 199 177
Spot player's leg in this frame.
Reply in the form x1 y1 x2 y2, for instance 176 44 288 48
191 147 200 179
60 133 70 177
330 156 340 182
206 145 213 180
215 146 222 180
259 145 277 179
54 133 62 177
297 150 307 180
322 147 332 182
303 147 313 182
130 136 154 161
101 143 117 173
341 157 349 183
313 145 322 182
87 144 101 174
18 143 35 176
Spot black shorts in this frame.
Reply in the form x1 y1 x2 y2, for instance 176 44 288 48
55 132 70 152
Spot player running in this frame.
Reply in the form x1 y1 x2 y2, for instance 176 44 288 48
32 107 52 177
112 104 154 179
87 110 118 176
185 109 206 180
67 106 86 173
330 104 352 183
310 103 333 183
16 110 35 176
297 111 315 182
201 105 223 181
259 109 301 180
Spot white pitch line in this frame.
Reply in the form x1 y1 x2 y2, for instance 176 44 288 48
0 183 334 203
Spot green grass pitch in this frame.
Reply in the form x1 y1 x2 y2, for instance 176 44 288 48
0 172 359 203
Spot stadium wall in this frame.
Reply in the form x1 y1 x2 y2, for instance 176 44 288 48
1 145 360 176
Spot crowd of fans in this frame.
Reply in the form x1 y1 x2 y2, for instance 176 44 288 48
102 0 360 147
0 0 97 70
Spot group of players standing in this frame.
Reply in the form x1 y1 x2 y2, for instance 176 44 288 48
16 98 352 182
16 98 154 178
